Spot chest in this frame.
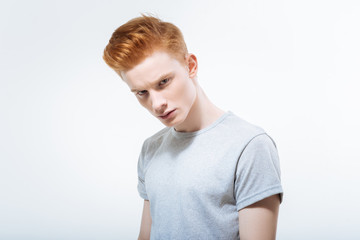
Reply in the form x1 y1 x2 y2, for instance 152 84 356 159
144 142 240 202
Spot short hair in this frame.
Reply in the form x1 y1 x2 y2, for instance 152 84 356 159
103 15 188 73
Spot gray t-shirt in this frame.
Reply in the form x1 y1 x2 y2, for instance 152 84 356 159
137 111 283 240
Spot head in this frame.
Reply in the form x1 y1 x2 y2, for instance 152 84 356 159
103 15 199 131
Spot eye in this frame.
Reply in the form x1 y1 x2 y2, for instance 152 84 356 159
137 90 148 96
159 78 170 86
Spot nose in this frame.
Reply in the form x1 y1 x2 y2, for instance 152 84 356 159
150 91 167 114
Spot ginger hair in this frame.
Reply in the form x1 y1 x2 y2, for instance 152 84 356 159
103 15 188 73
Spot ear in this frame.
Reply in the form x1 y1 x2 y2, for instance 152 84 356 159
186 53 198 78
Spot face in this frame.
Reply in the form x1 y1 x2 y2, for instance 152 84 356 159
121 51 198 130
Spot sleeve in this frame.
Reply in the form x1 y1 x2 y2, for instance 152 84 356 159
234 133 283 211
137 140 149 200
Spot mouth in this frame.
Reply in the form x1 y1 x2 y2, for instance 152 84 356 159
158 109 176 119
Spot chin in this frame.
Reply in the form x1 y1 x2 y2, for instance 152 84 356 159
161 120 179 128
161 117 183 128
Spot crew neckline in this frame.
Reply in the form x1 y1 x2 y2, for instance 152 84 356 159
171 111 232 138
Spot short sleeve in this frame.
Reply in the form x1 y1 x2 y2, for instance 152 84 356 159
137 141 149 200
235 133 283 211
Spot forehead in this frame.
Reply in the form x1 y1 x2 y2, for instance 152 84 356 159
121 51 184 89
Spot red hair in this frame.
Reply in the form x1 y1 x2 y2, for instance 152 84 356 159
103 15 188 73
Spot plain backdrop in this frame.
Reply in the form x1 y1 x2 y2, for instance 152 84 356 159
1 0 359 239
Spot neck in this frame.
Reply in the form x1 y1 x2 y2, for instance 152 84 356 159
174 83 225 132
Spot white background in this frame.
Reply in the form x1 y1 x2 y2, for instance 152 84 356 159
1 0 359 239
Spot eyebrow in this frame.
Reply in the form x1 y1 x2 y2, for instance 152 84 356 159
130 72 173 92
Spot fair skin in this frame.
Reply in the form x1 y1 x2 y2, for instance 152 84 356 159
121 51 280 240
120 51 224 132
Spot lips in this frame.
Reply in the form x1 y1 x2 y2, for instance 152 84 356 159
158 109 175 119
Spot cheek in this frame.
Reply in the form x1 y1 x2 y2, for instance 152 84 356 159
182 80 196 104
137 98 149 109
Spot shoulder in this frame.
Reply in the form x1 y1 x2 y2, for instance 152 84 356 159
143 126 170 145
242 133 278 157
138 127 171 173
140 127 171 157
220 112 267 144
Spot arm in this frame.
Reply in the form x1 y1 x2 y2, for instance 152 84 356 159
138 200 152 240
238 194 280 240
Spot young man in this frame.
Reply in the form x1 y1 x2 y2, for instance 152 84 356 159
103 15 283 240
